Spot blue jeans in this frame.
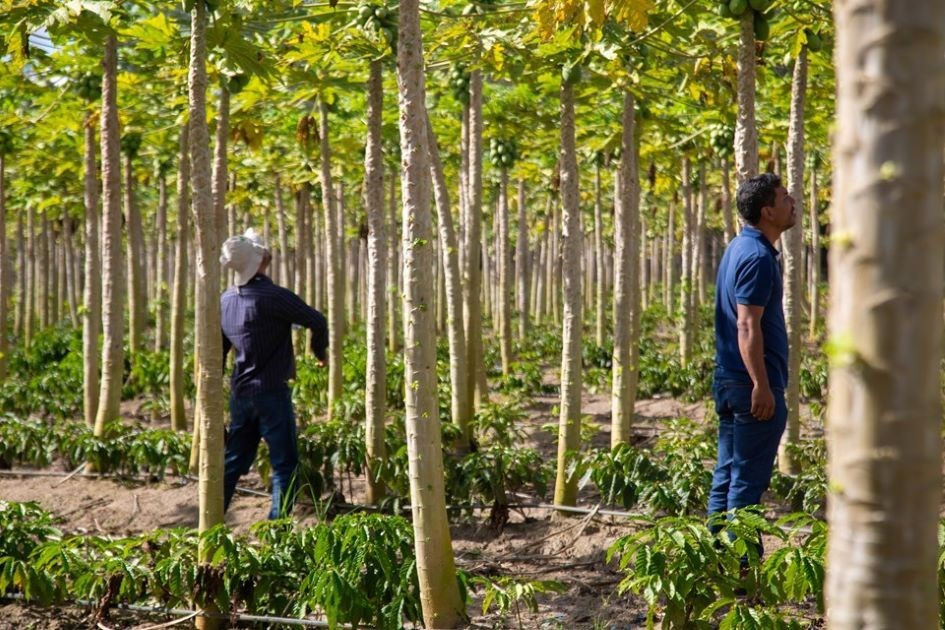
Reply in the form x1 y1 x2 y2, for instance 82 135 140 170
708 376 787 520
224 389 299 520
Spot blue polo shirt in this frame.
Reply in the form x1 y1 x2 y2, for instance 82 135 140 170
714 226 788 389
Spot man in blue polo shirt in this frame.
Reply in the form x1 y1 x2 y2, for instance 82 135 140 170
220 229 328 520
709 173 796 536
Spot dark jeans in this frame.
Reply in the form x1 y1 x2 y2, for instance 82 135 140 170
224 389 299 520
708 375 787 524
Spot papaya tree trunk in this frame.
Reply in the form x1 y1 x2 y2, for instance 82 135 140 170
678 160 693 366
189 3 225 609
275 174 290 288
170 124 190 433
721 158 735 243
515 179 529 339
779 47 807 477
83 111 101 428
464 69 487 409
364 59 387 504
594 162 605 347
497 168 512 375
427 115 471 449
735 11 759 183
826 2 944 626
663 200 674 311
319 100 344 417
154 172 168 351
94 33 125 433
0 152 7 381
611 92 640 447
14 206 24 340
807 168 820 339
397 0 465 623
693 164 706 307
125 152 146 354
387 173 400 351
553 81 583 509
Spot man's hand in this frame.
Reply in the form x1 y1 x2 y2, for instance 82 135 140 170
751 383 775 421
316 357 328 368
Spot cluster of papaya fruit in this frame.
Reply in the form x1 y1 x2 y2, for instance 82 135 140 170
716 0 773 40
75 72 101 102
355 2 397 46
227 73 250 94
448 65 470 103
707 123 735 159
120 132 143 158
487 137 518 169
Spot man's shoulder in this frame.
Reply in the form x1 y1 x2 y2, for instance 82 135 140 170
729 237 774 265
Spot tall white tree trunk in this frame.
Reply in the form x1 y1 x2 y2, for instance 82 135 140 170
611 92 640 447
125 151 146 354
364 59 387 504
663 200 674 310
515 179 529 339
721 158 735 243
189 5 225 614
808 168 820 339
94 34 124 432
678 160 694 366
170 125 190 432
497 169 512 374
593 162 605 346
387 173 400 351
319 101 344 416
463 69 487 409
779 48 807 476
397 0 464 623
553 82 583 508
827 2 945 626
693 164 707 307
275 174 290 288
0 152 8 381
154 172 169 351
735 12 759 183
82 112 101 428
427 115 472 449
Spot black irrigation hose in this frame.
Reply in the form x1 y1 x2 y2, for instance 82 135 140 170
0 593 353 628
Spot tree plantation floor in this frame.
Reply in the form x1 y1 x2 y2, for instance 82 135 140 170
0 388 828 628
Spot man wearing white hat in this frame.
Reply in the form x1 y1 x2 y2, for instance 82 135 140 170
219 229 328 519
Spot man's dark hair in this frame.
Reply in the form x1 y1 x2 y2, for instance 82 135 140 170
736 173 781 225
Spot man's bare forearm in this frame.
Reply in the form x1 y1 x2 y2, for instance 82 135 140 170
737 321 768 388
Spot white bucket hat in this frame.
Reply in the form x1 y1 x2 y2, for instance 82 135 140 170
220 228 269 286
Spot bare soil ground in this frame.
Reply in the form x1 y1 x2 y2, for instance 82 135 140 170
0 389 819 629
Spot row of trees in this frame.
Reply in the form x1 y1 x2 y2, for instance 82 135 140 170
3 0 942 627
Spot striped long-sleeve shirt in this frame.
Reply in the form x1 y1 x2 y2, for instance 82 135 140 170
221 274 328 397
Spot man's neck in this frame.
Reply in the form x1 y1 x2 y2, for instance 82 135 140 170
754 222 782 247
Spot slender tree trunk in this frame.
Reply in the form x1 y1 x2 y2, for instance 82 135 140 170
55 224 65 323
464 69 487 409
553 82 583 509
154 173 169 351
827 3 944 626
497 169 513 374
364 59 387 504
38 212 49 328
14 207 24 340
387 173 400 351
458 108 469 278
275 174 290 288
663 201 674 311
808 169 820 339
25 206 35 345
397 1 464 623
0 153 8 381
721 158 735 243
693 164 707 307
515 179 529 339
679 161 694 366
189 5 225 615
125 152 146 354
594 163 605 346
319 101 344 417
427 115 471 450
212 84 229 243
611 93 641 447
779 48 807 477
550 196 561 327
63 212 79 328
94 34 124 432
170 124 190 432
735 12 759 183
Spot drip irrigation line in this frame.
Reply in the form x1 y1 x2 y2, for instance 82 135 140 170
0 593 353 628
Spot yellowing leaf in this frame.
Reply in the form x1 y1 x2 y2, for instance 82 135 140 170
586 0 605 27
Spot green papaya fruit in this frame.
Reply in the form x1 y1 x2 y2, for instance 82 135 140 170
728 0 748 17
374 6 388 19
717 2 733 18
804 28 822 52
358 6 373 19
753 12 769 40
748 0 770 11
